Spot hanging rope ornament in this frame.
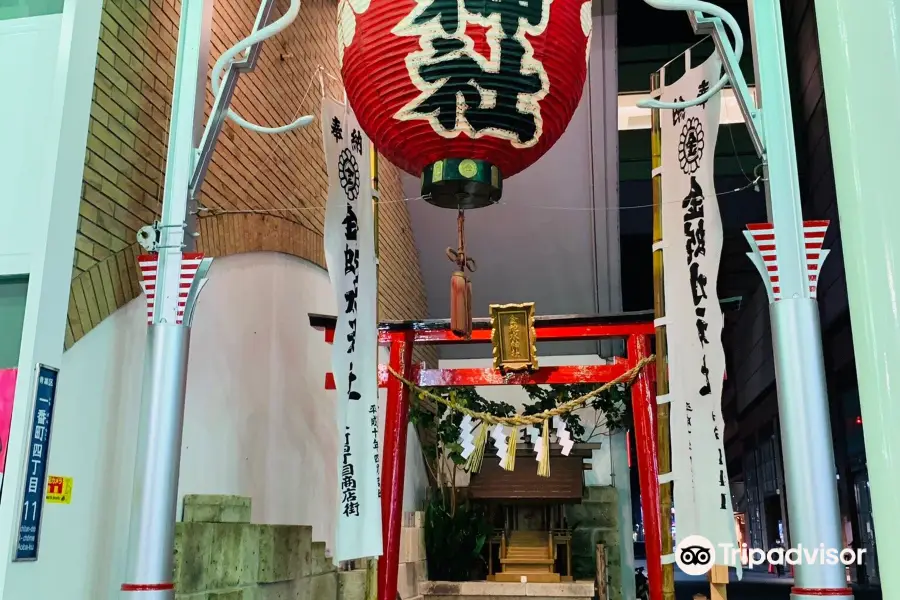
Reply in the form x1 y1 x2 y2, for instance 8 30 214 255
504 427 518 472
538 419 551 478
447 210 476 337
465 422 489 473
394 355 655 476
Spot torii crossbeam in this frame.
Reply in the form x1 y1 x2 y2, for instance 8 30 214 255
309 311 664 600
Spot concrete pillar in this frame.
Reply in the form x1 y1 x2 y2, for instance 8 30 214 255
0 0 102 595
814 0 900 593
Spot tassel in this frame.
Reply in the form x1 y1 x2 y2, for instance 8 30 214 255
503 427 518 472
450 271 469 337
466 276 473 336
538 419 550 478
465 423 489 473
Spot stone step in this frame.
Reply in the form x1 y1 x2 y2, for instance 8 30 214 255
420 580 593 600
493 573 561 583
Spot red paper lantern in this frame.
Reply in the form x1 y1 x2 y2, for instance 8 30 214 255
339 0 593 209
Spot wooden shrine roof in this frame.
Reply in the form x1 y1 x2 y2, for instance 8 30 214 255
468 442 599 502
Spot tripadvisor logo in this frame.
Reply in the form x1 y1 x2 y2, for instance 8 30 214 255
674 534 867 575
675 535 716 576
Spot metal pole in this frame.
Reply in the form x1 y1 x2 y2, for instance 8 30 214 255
649 72 675 600
747 1 849 598
813 0 900 590
121 0 210 595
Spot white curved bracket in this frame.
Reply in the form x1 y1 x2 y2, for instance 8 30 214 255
189 0 314 201
182 257 214 327
638 0 765 158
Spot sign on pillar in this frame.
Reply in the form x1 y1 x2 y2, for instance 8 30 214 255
14 365 59 562
744 221 830 302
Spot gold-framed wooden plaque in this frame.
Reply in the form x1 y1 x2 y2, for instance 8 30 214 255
490 302 538 371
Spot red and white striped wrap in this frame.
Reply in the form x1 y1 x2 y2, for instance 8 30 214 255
746 220 829 300
746 223 781 300
803 220 829 298
138 253 204 325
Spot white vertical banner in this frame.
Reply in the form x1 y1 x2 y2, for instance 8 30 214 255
660 55 738 564
322 97 382 562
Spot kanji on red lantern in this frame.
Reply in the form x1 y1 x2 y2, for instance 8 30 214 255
339 0 593 208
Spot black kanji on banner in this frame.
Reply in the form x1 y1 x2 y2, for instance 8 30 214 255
682 169 714 401
342 428 359 517
672 97 686 126
678 117 705 175
370 404 380 497
697 79 710 108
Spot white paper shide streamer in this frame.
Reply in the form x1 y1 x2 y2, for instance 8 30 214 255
526 426 545 463
460 415 477 460
322 97 381 562
491 424 510 469
659 55 739 571
553 417 574 456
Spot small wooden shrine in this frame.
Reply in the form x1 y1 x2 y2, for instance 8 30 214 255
473 437 600 583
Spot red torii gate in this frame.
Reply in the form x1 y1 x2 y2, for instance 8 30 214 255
309 311 664 600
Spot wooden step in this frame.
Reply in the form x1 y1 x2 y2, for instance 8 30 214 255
499 558 555 565
507 540 548 547
509 532 546 539
507 550 550 557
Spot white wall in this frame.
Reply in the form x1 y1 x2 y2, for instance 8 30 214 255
0 253 427 599
437 355 616 487
0 15 60 275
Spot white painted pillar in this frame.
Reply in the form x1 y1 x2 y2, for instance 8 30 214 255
0 0 103 596
814 0 900 593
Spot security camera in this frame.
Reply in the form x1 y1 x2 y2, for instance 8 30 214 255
137 224 159 252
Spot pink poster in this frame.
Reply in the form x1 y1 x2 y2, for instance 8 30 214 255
0 369 17 479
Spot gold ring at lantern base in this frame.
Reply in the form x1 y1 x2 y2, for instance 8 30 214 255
421 159 502 210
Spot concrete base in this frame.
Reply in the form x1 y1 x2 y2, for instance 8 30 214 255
419 580 594 600
171 495 349 600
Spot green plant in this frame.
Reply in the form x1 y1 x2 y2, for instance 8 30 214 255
520 382 632 441
423 493 492 581
409 387 514 513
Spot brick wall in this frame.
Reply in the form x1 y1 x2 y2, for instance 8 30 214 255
68 0 433 364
